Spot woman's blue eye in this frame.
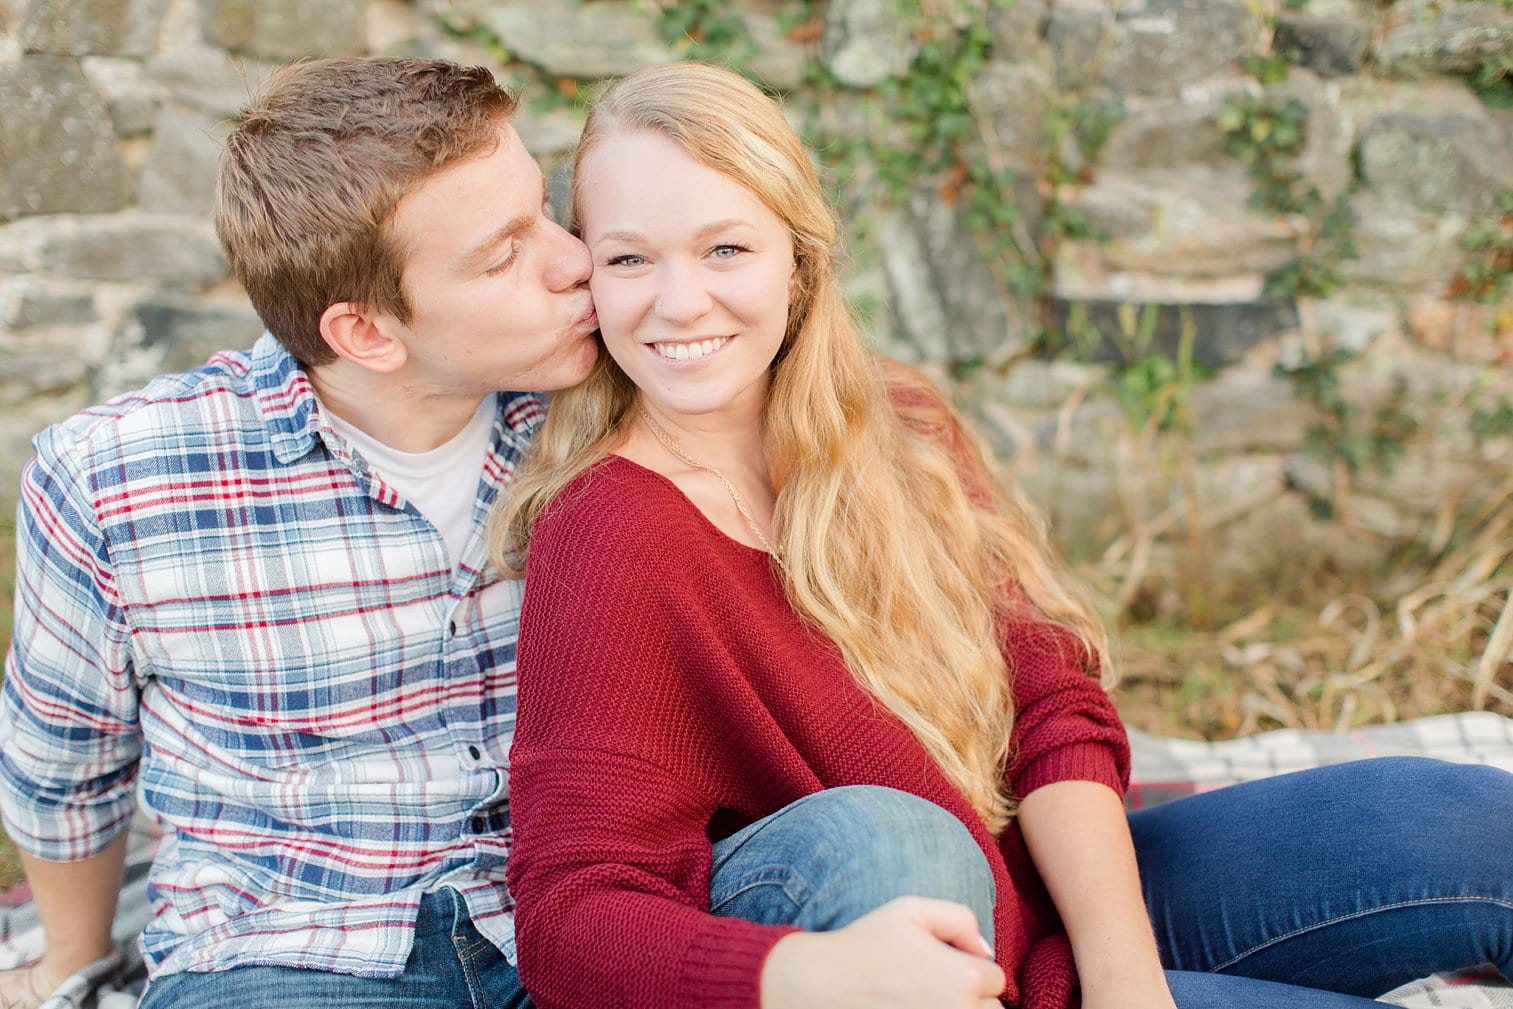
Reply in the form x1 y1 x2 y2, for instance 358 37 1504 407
607 254 646 267
712 245 747 259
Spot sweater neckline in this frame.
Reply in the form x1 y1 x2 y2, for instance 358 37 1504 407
598 454 781 568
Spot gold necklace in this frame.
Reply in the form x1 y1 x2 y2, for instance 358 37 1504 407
637 407 784 567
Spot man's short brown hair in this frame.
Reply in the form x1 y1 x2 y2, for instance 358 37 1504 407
215 57 519 366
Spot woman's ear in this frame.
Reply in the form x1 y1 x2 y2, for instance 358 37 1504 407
319 302 409 375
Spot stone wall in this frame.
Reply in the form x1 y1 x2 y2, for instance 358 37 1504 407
2 0 1511 614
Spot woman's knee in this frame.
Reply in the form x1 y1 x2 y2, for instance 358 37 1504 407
1367 756 1513 804
710 786 995 933
777 786 994 925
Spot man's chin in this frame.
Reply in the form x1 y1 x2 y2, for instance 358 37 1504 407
538 339 601 393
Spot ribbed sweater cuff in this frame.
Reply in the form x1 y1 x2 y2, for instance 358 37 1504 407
1016 741 1127 799
679 922 800 1009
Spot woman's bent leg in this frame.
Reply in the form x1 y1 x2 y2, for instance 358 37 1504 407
1131 757 1513 996
708 785 996 938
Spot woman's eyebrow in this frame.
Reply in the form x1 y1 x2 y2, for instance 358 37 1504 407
593 219 754 246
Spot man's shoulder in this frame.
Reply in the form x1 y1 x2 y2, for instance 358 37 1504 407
35 342 278 472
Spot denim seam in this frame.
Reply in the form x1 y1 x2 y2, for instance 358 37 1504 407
710 867 813 914
455 936 488 1009
1213 894 1513 973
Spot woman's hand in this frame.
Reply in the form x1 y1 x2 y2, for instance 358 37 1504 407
760 896 1004 1009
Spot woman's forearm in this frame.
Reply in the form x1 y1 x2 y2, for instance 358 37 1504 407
1016 779 1176 1009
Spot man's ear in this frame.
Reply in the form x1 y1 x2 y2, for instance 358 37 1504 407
319 302 409 375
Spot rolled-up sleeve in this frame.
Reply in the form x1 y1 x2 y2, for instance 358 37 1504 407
1003 618 1130 802
0 426 142 861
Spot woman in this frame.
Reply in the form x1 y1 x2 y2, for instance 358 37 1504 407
491 62 1513 1009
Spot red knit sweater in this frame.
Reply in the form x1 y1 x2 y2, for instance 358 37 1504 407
509 456 1131 1009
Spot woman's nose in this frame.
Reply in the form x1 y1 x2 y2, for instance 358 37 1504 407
653 267 714 325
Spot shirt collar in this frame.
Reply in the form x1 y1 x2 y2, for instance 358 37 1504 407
247 331 546 474
250 333 324 465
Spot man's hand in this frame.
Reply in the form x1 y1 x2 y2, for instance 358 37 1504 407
760 896 1005 1009
0 958 70 1009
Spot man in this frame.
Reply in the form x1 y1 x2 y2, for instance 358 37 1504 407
0 57 595 1008
0 56 1001 1009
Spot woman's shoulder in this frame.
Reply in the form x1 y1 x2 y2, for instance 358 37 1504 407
529 455 702 565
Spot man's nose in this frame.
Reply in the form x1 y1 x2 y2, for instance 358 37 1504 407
544 220 592 291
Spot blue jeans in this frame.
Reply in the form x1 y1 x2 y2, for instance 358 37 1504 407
705 766 1513 1008
140 757 1513 1008
1134 756 1513 1006
136 889 532 1009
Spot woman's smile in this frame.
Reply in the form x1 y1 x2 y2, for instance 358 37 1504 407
648 336 732 363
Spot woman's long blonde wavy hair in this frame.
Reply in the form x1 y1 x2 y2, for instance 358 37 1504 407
490 62 1108 835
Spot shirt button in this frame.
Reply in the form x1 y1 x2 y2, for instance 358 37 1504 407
467 744 482 761
447 620 458 637
471 815 486 833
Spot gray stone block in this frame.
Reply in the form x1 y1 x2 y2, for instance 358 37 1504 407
1053 170 1301 300
366 0 434 54
0 276 97 329
990 0 1049 66
1357 113 1513 216
1046 0 1109 91
739 7 812 91
1377 1 1513 77
0 57 129 220
976 357 1111 413
146 48 277 119
198 0 365 62
513 104 586 160
115 293 264 373
1188 371 1316 455
821 0 917 88
81 56 160 135
1342 193 1473 289
475 0 672 78
0 212 228 284
0 343 91 407
866 185 1025 365
1262 76 1353 203
1274 13 1371 78
19 0 167 57
1102 0 1259 96
137 103 232 214
966 62 1054 173
1048 298 1300 370
1099 99 1231 173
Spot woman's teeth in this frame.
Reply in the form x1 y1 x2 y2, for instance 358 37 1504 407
654 336 729 361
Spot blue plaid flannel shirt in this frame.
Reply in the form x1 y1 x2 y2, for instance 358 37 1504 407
0 334 544 979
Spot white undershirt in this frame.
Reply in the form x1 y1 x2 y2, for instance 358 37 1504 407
324 394 498 572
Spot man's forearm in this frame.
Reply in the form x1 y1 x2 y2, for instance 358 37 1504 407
16 830 129 976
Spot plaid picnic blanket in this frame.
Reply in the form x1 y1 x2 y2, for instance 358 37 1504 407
4 712 1512 1008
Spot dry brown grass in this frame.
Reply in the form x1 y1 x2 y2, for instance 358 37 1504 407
1109 483 1513 738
